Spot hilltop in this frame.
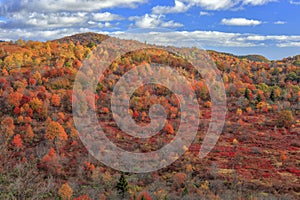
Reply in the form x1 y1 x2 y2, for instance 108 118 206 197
53 32 290 62
52 32 109 46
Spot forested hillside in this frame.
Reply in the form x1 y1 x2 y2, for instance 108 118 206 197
0 33 299 200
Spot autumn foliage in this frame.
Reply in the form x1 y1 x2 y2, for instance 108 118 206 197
12 134 23 148
0 33 299 199
45 121 68 142
276 110 294 128
51 93 61 107
1 116 15 138
58 183 73 200
137 191 152 200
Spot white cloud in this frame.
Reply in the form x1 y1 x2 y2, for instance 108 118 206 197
0 0 147 13
92 12 123 22
0 28 94 41
160 21 184 28
151 0 276 14
200 11 213 16
290 0 300 5
112 31 257 47
242 0 277 6
187 0 238 10
129 14 183 28
246 35 266 40
189 0 276 9
111 31 300 49
277 42 300 47
25 12 88 28
221 18 262 26
152 0 190 14
0 10 123 30
274 21 286 25
246 35 300 41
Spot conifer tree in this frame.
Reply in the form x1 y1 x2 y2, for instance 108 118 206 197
270 88 275 101
116 173 129 198
244 87 250 100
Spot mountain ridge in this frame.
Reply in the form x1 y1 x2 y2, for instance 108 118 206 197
52 32 299 62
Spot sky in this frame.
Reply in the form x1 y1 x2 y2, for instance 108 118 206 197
0 0 299 60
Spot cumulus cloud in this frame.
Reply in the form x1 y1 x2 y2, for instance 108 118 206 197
110 30 300 49
151 0 276 14
277 42 300 47
21 12 87 28
242 0 277 6
152 0 190 14
0 0 147 13
187 0 238 10
188 0 277 9
0 27 95 41
92 12 124 22
0 10 124 30
112 31 258 47
0 0 131 30
221 18 262 26
129 14 183 28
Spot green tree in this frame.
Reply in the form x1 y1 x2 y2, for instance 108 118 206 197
256 93 262 102
270 88 275 101
244 87 250 100
285 72 297 82
116 174 129 198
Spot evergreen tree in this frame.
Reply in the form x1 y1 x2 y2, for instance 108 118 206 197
244 87 250 100
256 93 262 102
116 173 129 198
270 88 275 101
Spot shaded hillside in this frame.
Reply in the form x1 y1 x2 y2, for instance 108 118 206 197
52 32 109 46
237 54 269 62
208 50 269 62
284 54 300 66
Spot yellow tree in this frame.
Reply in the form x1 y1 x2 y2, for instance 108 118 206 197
29 97 43 112
45 121 68 142
58 183 73 200
1 117 15 138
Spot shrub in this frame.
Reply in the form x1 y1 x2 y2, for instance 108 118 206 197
276 110 294 128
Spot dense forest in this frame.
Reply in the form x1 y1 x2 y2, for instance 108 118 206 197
0 33 299 199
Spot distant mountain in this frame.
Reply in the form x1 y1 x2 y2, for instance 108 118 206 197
237 54 269 62
53 33 298 63
52 32 109 46
208 50 269 62
283 54 300 66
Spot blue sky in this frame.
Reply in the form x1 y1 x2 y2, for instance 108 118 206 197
0 0 299 60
